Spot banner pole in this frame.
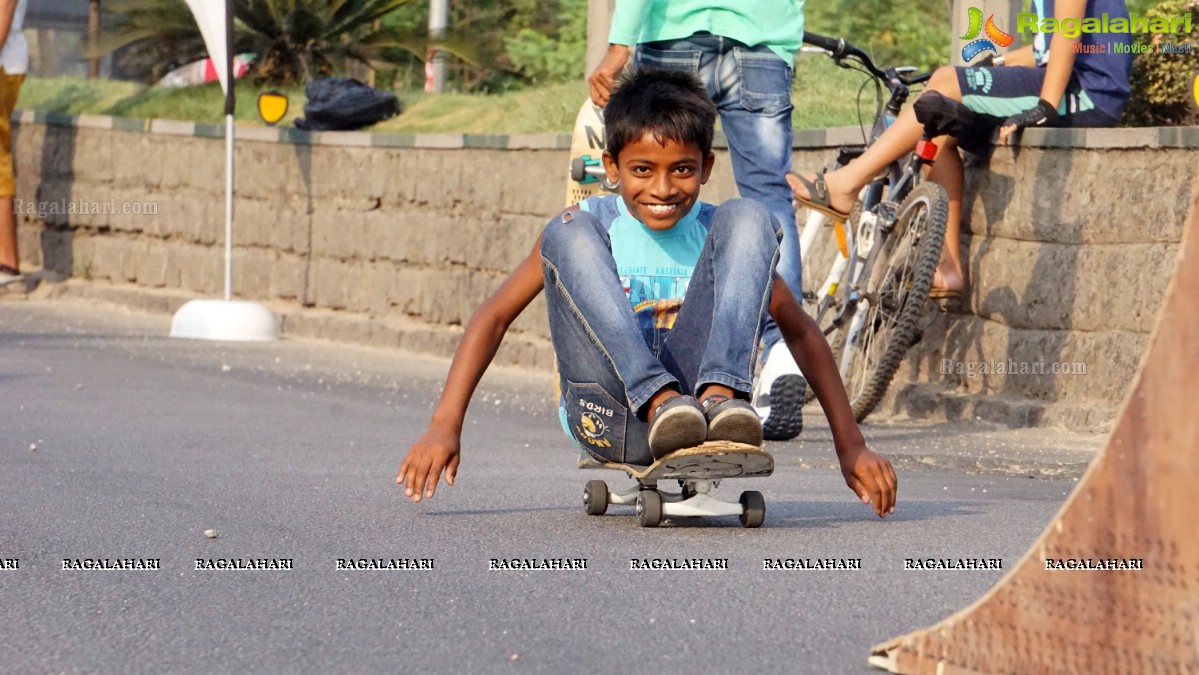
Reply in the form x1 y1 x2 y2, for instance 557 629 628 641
224 114 233 301
169 0 277 341
223 0 235 301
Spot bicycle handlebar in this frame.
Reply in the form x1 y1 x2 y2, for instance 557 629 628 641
802 31 929 87
801 31 847 57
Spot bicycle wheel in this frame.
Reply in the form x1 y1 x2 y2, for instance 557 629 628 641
832 181 949 422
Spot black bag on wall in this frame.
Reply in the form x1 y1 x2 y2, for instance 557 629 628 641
294 77 402 132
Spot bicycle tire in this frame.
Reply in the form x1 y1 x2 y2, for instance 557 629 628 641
832 181 949 421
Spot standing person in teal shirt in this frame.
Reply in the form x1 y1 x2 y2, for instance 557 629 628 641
589 1 809 442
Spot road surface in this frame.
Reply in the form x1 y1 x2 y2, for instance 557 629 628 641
0 301 1102 674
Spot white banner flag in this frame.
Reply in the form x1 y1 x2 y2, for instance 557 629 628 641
182 0 230 94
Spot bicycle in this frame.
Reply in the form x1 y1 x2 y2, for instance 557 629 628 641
795 32 952 422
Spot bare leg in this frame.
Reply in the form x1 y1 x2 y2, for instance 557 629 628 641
0 197 16 271
789 66 965 215
926 136 964 292
645 386 681 423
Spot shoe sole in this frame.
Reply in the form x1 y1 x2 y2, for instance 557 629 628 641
708 407 764 446
762 374 804 441
647 406 708 459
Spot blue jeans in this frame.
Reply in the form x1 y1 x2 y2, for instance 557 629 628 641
635 34 798 349
541 199 780 465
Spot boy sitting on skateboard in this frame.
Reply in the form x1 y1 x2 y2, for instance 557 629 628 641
397 68 897 517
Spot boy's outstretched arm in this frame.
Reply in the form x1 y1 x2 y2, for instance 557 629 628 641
397 237 545 503
769 278 898 518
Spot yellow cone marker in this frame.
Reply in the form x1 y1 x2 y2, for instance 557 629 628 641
257 91 289 126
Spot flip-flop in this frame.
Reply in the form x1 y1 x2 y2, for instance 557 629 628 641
928 288 962 299
789 171 851 221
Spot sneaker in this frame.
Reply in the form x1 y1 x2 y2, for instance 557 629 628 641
701 395 763 446
0 264 22 288
751 342 806 441
646 395 708 460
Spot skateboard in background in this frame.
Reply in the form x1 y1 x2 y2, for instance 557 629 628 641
565 99 617 207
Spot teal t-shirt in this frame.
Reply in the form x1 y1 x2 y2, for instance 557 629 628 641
608 0 806 64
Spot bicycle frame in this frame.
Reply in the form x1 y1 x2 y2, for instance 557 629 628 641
798 53 927 332
796 38 945 389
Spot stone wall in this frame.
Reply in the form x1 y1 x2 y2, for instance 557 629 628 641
11 112 1199 431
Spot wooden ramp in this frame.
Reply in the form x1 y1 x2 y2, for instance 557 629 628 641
868 187 1199 671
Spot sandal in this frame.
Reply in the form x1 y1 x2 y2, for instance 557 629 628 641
788 171 851 221
928 288 962 299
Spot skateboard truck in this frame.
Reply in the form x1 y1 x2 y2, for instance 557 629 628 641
580 442 772 528
570 155 618 192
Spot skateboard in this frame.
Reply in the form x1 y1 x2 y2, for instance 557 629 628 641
564 99 617 206
579 441 774 528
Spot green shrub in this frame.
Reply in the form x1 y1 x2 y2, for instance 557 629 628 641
1123 0 1199 126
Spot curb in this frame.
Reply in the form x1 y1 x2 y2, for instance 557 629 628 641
31 279 556 373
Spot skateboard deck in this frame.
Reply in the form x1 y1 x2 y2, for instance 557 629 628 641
564 99 613 207
595 441 774 481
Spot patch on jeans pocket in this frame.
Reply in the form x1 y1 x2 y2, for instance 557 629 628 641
635 45 701 73
734 49 792 115
564 381 627 463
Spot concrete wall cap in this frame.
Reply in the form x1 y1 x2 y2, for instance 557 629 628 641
234 126 283 143
413 134 465 149
311 130 372 147
12 109 1199 150
75 114 116 130
149 118 196 136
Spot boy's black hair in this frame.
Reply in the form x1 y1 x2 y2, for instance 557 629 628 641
604 67 717 161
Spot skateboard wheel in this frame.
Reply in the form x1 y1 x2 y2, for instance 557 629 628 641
636 490 663 528
570 156 587 182
583 480 609 516
739 491 766 528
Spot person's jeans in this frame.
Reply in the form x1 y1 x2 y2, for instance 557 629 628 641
541 199 780 465
635 34 798 349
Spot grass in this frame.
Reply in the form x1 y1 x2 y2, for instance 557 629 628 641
16 57 886 133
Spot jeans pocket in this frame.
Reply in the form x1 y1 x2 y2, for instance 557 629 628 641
564 381 628 463
734 48 792 115
635 44 701 73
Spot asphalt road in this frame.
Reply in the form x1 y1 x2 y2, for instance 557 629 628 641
0 302 1101 674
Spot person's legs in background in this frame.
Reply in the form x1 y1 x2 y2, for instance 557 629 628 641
636 36 806 441
714 44 805 441
0 70 25 287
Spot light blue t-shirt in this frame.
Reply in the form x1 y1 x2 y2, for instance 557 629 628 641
580 194 710 352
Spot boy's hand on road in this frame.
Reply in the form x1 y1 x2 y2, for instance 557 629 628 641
396 427 461 503
838 445 897 518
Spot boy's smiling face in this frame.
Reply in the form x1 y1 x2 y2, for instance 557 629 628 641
603 132 715 231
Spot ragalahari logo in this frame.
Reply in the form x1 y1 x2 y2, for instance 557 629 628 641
961 7 1016 62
